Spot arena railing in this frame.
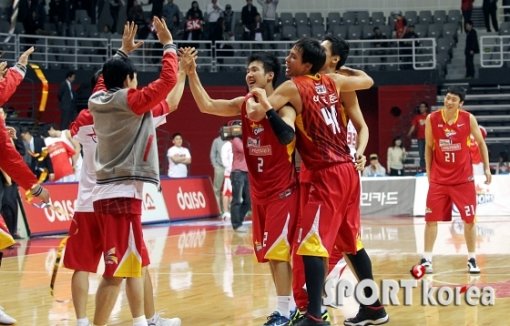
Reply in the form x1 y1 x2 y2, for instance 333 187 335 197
1 33 436 72
480 35 510 68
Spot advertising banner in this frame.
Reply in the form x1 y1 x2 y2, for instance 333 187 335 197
361 177 416 216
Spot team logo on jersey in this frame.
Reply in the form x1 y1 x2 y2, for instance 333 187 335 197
249 145 272 156
444 128 456 138
439 139 452 146
86 127 97 143
254 241 263 252
247 137 260 147
250 122 264 135
314 83 327 95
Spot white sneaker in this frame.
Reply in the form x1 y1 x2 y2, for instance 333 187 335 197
234 226 248 233
420 258 433 274
221 212 231 220
0 308 16 325
468 258 481 274
148 313 181 326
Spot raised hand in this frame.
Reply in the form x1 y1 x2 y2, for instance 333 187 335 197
152 16 173 45
120 21 144 54
0 61 8 78
179 47 198 74
17 47 34 67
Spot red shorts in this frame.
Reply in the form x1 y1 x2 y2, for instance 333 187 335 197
64 211 103 273
93 198 150 278
296 163 361 257
252 189 298 262
426 182 477 223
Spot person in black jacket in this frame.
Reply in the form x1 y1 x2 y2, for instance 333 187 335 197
19 127 54 182
465 20 480 78
58 71 77 130
483 0 499 32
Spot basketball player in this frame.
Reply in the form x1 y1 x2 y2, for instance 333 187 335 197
63 49 190 326
247 38 388 326
88 19 177 326
418 87 491 274
182 51 298 325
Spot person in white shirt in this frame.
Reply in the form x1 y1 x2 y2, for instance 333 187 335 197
167 133 191 177
387 136 406 176
363 153 387 177
220 139 233 219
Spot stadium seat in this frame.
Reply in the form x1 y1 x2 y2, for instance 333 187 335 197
371 12 385 25
327 12 342 26
342 12 356 25
297 25 311 38
311 24 325 39
428 23 443 38
414 24 428 38
279 12 294 26
443 23 459 41
309 12 324 25
404 11 418 26
363 25 374 39
357 11 370 25
419 10 433 25
434 10 447 24
280 25 296 40
447 10 462 25
348 25 362 40
294 12 308 25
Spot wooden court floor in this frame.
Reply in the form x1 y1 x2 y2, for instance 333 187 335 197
0 215 509 325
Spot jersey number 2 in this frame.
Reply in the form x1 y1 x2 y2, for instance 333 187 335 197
257 157 264 172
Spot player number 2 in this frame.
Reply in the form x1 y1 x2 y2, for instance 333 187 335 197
321 105 341 134
257 157 264 172
445 152 456 163
464 205 475 217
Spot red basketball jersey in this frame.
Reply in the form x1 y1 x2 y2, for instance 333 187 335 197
292 74 351 170
429 109 473 184
241 101 297 203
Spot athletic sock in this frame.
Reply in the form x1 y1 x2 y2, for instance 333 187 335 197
423 252 432 262
303 255 325 319
468 252 476 260
347 249 382 307
277 296 292 318
76 317 89 326
132 315 148 326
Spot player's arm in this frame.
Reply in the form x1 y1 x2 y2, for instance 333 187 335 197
248 80 297 114
407 123 415 138
184 149 192 165
183 50 243 116
424 115 434 180
470 114 492 184
330 68 374 92
65 130 81 168
165 47 196 113
342 91 368 170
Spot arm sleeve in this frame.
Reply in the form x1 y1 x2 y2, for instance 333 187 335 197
266 109 295 145
0 124 38 189
127 51 178 115
0 66 24 105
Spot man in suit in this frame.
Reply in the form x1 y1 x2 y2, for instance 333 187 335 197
58 71 77 130
465 20 480 78
20 127 54 182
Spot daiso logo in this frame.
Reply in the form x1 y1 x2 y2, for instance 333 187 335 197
177 187 206 210
44 199 75 222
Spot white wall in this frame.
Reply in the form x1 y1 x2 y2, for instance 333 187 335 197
171 0 463 16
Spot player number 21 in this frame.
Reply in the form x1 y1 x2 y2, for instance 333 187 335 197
445 152 456 163
257 157 264 172
464 205 475 216
321 105 341 134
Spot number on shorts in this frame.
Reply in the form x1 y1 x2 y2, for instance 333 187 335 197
464 205 475 217
263 232 268 247
321 105 341 135
257 157 264 172
445 152 456 163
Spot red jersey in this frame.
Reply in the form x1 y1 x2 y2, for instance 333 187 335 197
47 141 76 181
469 135 482 164
241 101 297 203
429 109 473 184
412 113 428 139
292 74 351 170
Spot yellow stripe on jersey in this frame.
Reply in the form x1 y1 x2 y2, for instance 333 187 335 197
265 213 292 261
440 108 459 124
296 206 329 257
295 114 313 142
356 237 364 251
113 223 143 278
286 139 296 164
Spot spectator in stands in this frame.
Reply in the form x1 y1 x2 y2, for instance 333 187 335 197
109 0 124 33
252 13 264 41
58 71 77 130
49 0 74 36
167 133 192 178
387 136 406 176
223 4 235 37
462 0 475 31
407 101 430 171
363 153 387 177
206 0 224 42
465 20 480 78
163 0 180 32
257 0 278 41
370 26 388 58
150 0 164 18
221 139 233 220
20 127 54 182
210 128 226 215
496 151 509 174
394 12 407 38
241 0 259 40
185 1 204 41
128 0 150 39
483 0 499 32
504 0 510 21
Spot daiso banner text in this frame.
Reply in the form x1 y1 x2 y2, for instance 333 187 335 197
159 176 220 221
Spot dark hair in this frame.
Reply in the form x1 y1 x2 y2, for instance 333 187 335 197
324 35 350 70
393 136 403 147
20 126 32 135
91 69 102 89
446 86 466 102
172 132 182 140
66 71 75 78
247 52 281 88
102 57 136 89
293 37 326 75
465 20 473 26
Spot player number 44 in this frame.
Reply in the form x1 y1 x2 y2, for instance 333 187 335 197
321 106 341 135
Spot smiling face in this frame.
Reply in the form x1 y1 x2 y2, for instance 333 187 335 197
284 46 312 77
245 60 271 90
444 92 463 111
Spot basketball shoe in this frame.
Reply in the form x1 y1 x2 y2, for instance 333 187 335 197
147 313 181 326
292 313 330 325
263 311 290 326
0 306 16 325
343 305 389 326
467 258 480 274
420 258 433 274
290 309 330 325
